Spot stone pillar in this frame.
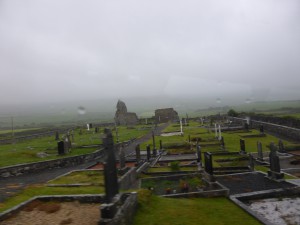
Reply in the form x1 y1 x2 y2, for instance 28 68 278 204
240 139 246 154
257 141 263 161
204 152 213 175
146 145 151 162
102 128 119 203
135 144 141 164
267 143 284 180
159 140 163 150
57 141 64 155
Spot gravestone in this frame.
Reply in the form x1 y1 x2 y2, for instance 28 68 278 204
220 136 225 150
259 125 264 134
267 143 284 180
244 123 249 131
146 145 151 161
89 123 93 128
278 140 285 153
196 144 202 163
152 147 157 157
204 152 213 175
119 145 126 169
87 123 90 131
57 141 64 155
102 128 119 203
257 141 264 161
152 131 156 152
249 154 254 171
240 139 246 154
135 144 141 163
159 140 163 150
55 131 59 141
95 127 98 133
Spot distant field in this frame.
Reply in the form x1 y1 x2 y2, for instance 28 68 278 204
0 128 42 135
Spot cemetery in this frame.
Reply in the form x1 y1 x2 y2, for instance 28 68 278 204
0 110 300 225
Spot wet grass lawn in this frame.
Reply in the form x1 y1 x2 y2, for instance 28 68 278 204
133 190 262 225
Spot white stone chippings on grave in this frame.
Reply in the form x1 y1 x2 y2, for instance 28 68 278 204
249 197 300 225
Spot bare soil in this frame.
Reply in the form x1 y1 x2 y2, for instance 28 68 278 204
0 201 100 225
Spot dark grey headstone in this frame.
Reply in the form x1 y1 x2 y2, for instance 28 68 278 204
159 140 163 150
102 128 119 203
196 144 202 163
269 143 281 173
240 139 246 154
249 154 254 171
135 144 141 163
89 123 93 128
57 141 64 155
257 141 263 161
152 131 156 151
204 152 213 175
146 145 151 161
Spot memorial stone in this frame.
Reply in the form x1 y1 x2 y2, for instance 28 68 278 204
204 152 213 175
159 140 163 150
278 140 285 153
257 141 263 161
102 128 119 203
55 131 59 141
240 139 246 154
267 143 284 180
146 145 151 161
135 144 141 163
196 144 202 163
57 141 64 155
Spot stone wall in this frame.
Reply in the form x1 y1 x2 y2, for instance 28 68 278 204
230 117 300 141
0 149 104 178
119 167 137 190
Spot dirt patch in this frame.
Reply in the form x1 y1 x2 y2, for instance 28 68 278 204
0 201 100 225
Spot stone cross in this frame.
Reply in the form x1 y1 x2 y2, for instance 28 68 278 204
135 144 141 163
257 141 263 161
102 128 119 203
119 145 126 169
204 152 213 175
240 139 246 154
146 145 151 161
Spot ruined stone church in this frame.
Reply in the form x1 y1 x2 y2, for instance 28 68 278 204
114 100 139 125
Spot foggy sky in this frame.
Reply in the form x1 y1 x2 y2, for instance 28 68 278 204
0 0 300 105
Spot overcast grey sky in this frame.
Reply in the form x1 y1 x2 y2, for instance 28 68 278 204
0 0 299 105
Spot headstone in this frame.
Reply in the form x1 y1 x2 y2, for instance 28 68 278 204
249 154 254 171
153 147 157 157
196 144 202 163
146 145 151 161
220 136 225 150
267 143 284 180
145 118 148 125
218 125 222 141
214 124 218 138
159 140 163 150
57 141 64 155
55 131 59 141
135 144 141 163
278 140 285 153
259 125 264 134
152 131 156 152
240 139 246 154
119 145 126 169
95 127 98 133
257 141 264 161
102 128 119 203
89 123 92 128
204 152 213 175
244 123 249 131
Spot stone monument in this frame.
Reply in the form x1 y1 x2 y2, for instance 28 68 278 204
114 100 138 126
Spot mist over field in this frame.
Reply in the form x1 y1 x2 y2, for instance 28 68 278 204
0 0 300 121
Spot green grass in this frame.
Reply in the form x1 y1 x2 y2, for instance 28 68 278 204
255 166 297 179
133 190 262 225
0 185 103 213
0 128 42 135
147 167 197 173
48 170 104 185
